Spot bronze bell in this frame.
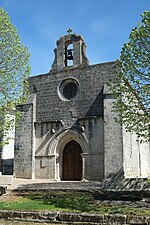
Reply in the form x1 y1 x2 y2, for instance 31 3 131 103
67 49 73 60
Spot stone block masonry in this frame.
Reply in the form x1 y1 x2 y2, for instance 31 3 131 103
29 62 116 123
14 32 150 182
0 210 150 224
14 104 34 179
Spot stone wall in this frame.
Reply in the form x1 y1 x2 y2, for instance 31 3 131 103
103 85 123 178
14 59 150 181
123 126 150 178
81 117 104 180
27 62 117 181
34 117 104 180
0 210 150 224
13 31 150 181
29 62 116 123
14 104 34 179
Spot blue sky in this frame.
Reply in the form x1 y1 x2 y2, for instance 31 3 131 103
0 0 150 76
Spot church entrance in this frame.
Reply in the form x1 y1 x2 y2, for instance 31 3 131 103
62 140 82 181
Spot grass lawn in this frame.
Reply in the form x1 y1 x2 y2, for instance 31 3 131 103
0 191 150 216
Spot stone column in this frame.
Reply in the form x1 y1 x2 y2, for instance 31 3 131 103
81 153 88 181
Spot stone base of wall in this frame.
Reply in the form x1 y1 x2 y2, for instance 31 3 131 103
101 169 149 191
0 210 150 224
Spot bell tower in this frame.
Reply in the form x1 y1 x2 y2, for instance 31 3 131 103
52 29 89 71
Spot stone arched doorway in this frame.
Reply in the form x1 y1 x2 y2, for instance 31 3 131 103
62 140 82 181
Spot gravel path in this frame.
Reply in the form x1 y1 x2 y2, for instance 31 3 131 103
0 220 66 225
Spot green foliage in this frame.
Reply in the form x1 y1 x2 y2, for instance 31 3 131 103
0 8 30 146
147 179 150 185
109 11 150 142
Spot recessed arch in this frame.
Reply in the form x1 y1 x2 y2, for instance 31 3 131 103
46 128 90 181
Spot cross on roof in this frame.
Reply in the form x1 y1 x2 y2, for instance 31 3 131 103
67 28 72 34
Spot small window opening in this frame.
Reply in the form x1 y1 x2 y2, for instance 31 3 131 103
58 78 79 101
63 82 77 100
65 43 73 67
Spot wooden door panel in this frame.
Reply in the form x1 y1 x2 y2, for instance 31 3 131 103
63 141 82 181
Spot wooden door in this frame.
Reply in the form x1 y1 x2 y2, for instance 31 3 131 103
63 140 82 181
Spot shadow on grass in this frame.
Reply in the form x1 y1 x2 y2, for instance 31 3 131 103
18 191 95 212
7 191 150 216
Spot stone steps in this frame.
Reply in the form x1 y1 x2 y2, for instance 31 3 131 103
12 181 102 192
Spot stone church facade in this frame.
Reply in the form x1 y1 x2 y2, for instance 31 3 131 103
14 32 150 181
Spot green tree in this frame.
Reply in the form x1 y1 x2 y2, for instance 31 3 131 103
109 11 150 142
0 8 30 146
